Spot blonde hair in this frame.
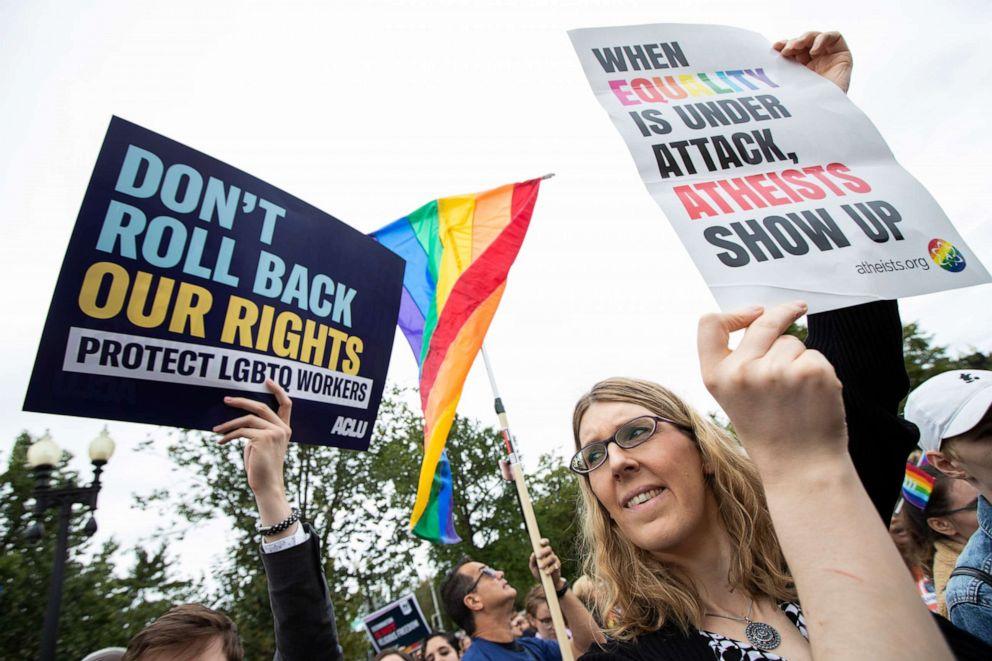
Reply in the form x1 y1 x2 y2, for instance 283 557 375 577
571 575 605 626
571 575 599 610
572 377 795 639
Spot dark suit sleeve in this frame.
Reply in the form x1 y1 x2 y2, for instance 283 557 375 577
260 523 344 661
805 300 919 521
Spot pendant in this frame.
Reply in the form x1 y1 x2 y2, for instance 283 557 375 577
745 620 782 651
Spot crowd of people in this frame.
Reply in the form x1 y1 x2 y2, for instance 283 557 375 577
75 30 992 661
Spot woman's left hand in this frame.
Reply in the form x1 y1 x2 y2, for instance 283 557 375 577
697 301 848 481
773 31 853 93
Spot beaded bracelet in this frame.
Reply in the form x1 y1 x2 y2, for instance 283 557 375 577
258 507 301 537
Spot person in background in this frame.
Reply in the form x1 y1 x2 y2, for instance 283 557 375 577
122 380 341 661
903 462 981 616
891 451 941 610
525 585 568 641
439 539 603 660
907 369 992 645
890 504 938 612
420 631 463 661
122 603 243 661
374 649 414 661
890 506 925 572
509 611 534 638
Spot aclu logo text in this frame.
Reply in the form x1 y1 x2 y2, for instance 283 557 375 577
331 416 368 438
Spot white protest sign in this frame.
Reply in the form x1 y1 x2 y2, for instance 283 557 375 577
362 593 431 652
568 24 989 312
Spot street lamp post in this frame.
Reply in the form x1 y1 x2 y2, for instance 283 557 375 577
25 428 115 661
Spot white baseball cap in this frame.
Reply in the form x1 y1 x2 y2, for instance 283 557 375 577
905 369 992 453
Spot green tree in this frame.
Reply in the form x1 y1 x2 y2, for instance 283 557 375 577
0 433 192 659
902 321 992 391
784 322 808 343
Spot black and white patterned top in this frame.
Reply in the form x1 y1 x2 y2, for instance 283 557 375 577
698 602 807 661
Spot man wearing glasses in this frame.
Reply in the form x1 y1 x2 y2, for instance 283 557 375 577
439 543 603 660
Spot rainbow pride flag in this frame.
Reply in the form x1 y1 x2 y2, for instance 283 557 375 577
372 178 544 543
902 462 935 509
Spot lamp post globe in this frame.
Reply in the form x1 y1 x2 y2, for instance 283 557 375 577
27 432 61 469
88 427 115 465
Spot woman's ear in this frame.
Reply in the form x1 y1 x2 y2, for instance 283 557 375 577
926 516 954 536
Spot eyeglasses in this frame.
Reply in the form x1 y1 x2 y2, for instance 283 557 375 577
467 565 499 593
569 415 690 475
931 498 979 517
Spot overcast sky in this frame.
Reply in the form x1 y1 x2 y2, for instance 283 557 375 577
2 0 990 583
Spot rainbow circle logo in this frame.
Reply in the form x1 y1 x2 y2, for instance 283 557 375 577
929 239 966 272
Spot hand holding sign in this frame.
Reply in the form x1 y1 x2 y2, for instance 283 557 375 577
697 301 848 481
569 24 989 312
24 118 404 450
773 31 852 92
215 378 296 538
698 302 955 661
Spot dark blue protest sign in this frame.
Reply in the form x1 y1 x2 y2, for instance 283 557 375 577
363 593 431 653
24 117 403 450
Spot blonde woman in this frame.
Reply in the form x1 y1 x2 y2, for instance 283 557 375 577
572 373 802 660
571 301 959 659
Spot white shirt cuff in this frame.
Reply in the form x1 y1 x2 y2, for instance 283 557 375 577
261 522 310 554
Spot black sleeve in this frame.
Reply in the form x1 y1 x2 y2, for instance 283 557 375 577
260 524 344 661
577 628 714 660
805 300 919 521
932 612 992 660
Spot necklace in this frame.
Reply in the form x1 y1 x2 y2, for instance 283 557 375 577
704 598 782 651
